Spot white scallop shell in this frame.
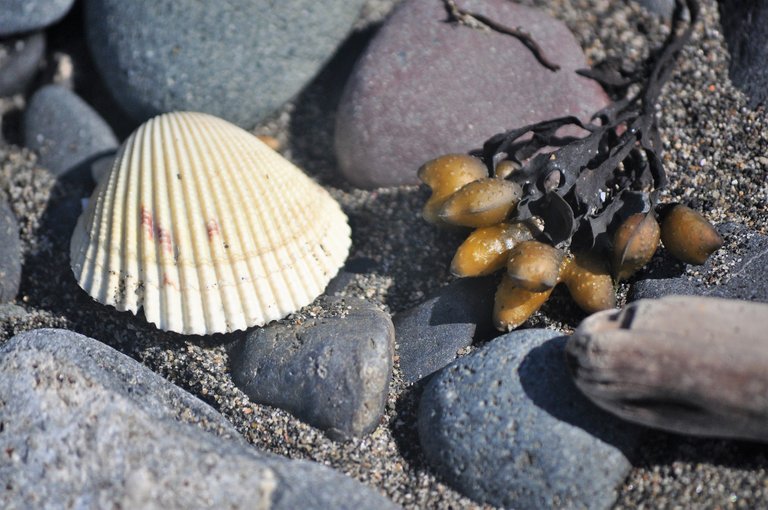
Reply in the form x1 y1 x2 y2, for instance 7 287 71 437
70 111 351 335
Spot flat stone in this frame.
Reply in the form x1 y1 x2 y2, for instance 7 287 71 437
230 297 394 441
0 200 21 303
567 296 768 443
0 32 45 97
0 0 74 36
630 222 768 302
24 84 118 182
631 0 674 18
84 0 367 128
0 329 398 509
393 276 496 383
418 329 638 509
334 0 609 188
719 0 768 108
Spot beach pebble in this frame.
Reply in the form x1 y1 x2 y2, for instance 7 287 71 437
631 223 768 302
631 0 674 18
334 0 609 188
229 298 394 441
719 0 768 108
567 296 768 443
393 276 497 383
0 0 74 36
0 200 21 303
24 84 118 182
0 32 45 97
0 329 399 510
84 0 367 128
418 329 638 509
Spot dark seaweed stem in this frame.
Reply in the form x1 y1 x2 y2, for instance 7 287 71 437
465 0 700 254
443 0 561 71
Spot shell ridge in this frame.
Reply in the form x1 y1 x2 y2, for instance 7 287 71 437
139 122 160 325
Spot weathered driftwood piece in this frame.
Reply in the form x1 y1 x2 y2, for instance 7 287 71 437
566 296 768 442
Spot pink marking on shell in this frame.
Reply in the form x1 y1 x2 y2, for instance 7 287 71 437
207 219 220 240
155 225 173 254
140 206 154 241
162 273 178 289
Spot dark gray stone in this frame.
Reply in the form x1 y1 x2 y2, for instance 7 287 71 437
24 85 118 182
418 329 638 509
230 298 394 441
719 0 768 108
0 200 21 303
0 32 45 97
567 296 768 442
334 0 609 188
0 329 399 510
631 223 768 302
84 0 367 128
0 0 74 36
393 276 497 383
631 0 675 18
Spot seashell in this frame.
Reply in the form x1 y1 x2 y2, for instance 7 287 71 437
561 252 616 313
438 178 523 228
450 222 534 277
70 112 351 335
611 212 660 281
493 274 554 331
418 154 487 225
566 296 768 442
506 240 563 292
660 204 723 265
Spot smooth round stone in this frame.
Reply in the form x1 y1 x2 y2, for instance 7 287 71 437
0 32 45 97
0 0 74 36
393 276 497 383
632 0 674 18
84 0 367 128
719 0 768 108
24 84 118 182
0 200 21 303
334 0 609 189
567 296 768 443
229 297 394 441
418 329 638 509
630 222 768 303
0 329 398 510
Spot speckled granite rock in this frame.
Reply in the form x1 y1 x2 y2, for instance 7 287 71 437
631 222 768 302
418 329 638 509
334 0 609 188
719 0 768 108
0 200 21 303
0 32 45 97
0 329 399 509
567 296 768 442
0 0 74 36
24 84 117 182
230 298 395 441
393 276 496 383
84 0 367 127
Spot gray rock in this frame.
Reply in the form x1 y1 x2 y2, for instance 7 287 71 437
631 222 768 302
230 298 394 441
334 0 609 188
567 296 768 443
24 84 118 182
0 200 21 303
631 0 675 18
419 329 638 509
0 32 45 97
84 0 367 128
719 0 768 108
393 276 496 383
0 0 74 36
0 329 399 510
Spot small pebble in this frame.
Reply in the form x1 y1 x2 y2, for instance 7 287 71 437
567 296 768 442
0 0 75 36
393 276 496 383
418 328 638 509
229 297 394 441
0 32 45 97
0 200 21 303
335 0 609 188
23 84 118 182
